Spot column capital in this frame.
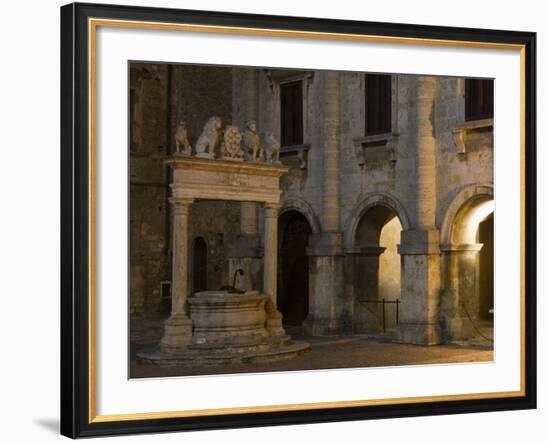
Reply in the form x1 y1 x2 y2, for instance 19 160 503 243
264 202 282 214
170 197 194 215
344 245 386 256
169 197 194 207
440 243 484 254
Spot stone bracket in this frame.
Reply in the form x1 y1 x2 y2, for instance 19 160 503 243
452 118 493 156
352 132 398 168
452 128 466 156
280 143 310 170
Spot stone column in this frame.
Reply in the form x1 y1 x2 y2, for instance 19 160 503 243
160 197 193 352
263 202 285 335
304 72 349 336
229 68 263 291
396 76 442 345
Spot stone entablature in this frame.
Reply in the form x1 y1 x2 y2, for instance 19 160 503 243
167 156 288 204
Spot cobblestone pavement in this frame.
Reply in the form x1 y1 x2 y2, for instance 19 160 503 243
130 317 493 378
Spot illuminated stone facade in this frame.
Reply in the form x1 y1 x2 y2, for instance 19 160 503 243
130 63 494 345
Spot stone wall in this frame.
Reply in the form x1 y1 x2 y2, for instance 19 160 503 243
130 63 171 317
129 63 235 317
243 70 493 339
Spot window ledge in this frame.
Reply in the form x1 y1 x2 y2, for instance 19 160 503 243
353 132 398 146
280 143 310 169
352 133 398 166
455 118 494 131
452 118 493 155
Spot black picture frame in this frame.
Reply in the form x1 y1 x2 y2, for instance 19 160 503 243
60 2 537 438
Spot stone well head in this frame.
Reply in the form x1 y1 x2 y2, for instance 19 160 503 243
188 290 270 346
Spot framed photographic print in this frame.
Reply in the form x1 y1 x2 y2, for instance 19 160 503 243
60 2 537 438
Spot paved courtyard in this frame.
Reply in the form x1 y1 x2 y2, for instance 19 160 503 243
130 317 493 378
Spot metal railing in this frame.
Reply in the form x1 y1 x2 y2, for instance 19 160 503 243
358 299 400 333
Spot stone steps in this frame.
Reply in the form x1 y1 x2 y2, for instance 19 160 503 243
137 340 310 366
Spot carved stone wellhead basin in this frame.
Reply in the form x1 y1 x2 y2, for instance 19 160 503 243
189 291 269 348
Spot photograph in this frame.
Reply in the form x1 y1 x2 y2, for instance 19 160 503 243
57 2 537 437
129 62 495 378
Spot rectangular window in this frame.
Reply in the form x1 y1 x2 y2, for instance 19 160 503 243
280 81 303 146
465 79 494 121
365 74 392 135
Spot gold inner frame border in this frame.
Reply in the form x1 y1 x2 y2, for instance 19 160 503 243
87 17 527 424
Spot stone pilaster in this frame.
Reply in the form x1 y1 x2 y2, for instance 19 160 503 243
263 202 285 336
304 233 346 336
321 71 341 232
159 197 193 352
396 76 442 345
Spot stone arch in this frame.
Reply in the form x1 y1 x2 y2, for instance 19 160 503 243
345 192 411 250
345 193 408 335
280 197 321 234
440 184 494 247
439 184 494 342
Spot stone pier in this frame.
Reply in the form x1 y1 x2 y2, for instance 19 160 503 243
396 76 442 345
304 71 348 336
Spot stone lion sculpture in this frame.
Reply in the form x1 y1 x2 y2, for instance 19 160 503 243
175 120 192 155
242 120 262 161
195 116 222 157
263 132 281 163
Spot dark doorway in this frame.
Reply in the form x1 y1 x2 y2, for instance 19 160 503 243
192 237 207 293
278 211 311 325
477 213 494 322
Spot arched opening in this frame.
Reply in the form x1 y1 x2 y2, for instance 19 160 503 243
192 237 207 293
444 195 494 342
353 205 403 334
278 210 312 326
477 213 494 323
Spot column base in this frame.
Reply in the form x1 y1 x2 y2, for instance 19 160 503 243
303 315 341 336
444 317 475 342
395 321 442 345
265 300 285 336
159 313 193 352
